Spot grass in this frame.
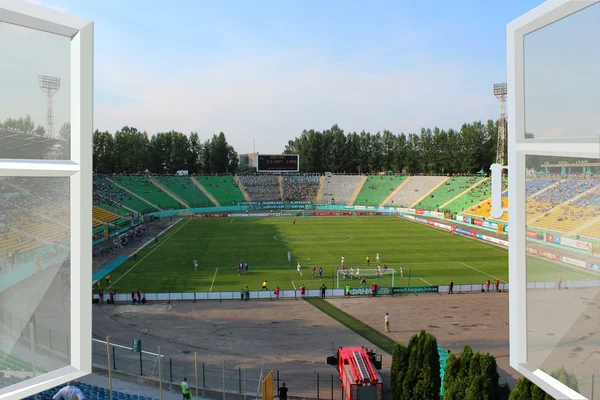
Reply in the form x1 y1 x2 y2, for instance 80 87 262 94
306 298 396 354
103 216 597 294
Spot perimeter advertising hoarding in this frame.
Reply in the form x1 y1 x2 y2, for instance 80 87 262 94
348 286 439 296
257 154 300 172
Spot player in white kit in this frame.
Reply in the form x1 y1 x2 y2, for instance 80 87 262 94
341 256 345 266
297 262 302 276
193 260 198 271
356 267 360 278
288 251 291 262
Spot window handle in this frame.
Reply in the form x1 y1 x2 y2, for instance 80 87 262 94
490 163 509 220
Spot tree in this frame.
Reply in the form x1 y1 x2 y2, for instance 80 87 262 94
93 130 115 173
509 367 579 400
391 330 441 400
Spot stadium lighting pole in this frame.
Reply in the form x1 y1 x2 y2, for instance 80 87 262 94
493 83 507 165
38 75 61 137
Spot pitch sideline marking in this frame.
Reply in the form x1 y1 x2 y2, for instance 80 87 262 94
230 218 233 224
353 217 364 223
418 277 433 286
459 262 506 283
209 267 219 292
108 218 192 288
291 281 297 290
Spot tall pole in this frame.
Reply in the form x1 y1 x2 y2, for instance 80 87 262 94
38 75 61 137
158 346 163 400
195 353 199 400
493 83 507 165
30 323 37 400
106 336 112 400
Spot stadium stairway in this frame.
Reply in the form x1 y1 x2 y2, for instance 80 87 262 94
527 179 565 200
527 185 599 226
315 175 326 203
234 176 252 202
189 176 220 206
410 177 449 208
147 177 189 208
380 176 412 207
439 178 489 210
570 214 600 237
278 175 284 199
348 176 368 206
9 226 54 246
108 178 162 211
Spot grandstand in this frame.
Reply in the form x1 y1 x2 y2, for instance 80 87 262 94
385 176 448 208
282 174 320 201
111 176 182 210
443 179 493 213
352 175 406 206
415 176 484 211
94 177 157 214
526 177 560 197
321 175 364 205
237 174 281 201
151 175 214 208
531 205 600 233
195 175 246 205
467 198 509 221
92 206 121 228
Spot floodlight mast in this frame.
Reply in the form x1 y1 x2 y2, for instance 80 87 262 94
38 75 61 137
493 82 507 165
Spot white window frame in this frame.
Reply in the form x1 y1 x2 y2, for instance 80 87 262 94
507 0 599 399
0 1 93 399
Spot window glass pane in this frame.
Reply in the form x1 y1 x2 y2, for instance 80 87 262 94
525 155 600 397
0 177 70 392
523 3 600 140
0 22 71 160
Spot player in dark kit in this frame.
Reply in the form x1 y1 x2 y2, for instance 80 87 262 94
293 219 296 225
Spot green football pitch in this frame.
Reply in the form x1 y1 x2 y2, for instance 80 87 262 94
103 216 598 293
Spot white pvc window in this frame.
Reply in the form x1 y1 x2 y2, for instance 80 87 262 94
508 1 600 399
0 1 92 399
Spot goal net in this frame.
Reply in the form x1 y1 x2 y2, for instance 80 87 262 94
336 268 396 288
280 209 311 217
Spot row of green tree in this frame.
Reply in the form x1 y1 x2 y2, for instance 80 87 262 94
93 127 238 174
391 330 578 400
0 115 70 159
283 122 503 174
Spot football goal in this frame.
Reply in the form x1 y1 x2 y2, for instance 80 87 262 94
336 268 396 288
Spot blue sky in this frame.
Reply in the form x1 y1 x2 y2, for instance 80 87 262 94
2 0 548 153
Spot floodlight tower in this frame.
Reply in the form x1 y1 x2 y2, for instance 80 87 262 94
493 82 508 165
38 75 61 137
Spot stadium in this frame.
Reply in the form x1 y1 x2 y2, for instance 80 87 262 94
2 0 600 400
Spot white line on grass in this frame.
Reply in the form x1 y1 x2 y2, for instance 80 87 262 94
209 268 219 292
108 218 192 289
291 281 297 290
459 262 506 283
353 217 364 223
230 218 233 224
418 277 433 286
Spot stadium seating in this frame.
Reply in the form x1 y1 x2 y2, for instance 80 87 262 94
414 176 484 211
444 179 493 213
93 206 121 228
526 178 559 197
237 175 281 201
0 351 45 374
531 204 600 233
353 175 406 206
112 176 182 210
94 177 158 213
282 174 320 201
152 176 214 208
578 220 600 238
531 179 599 204
321 175 364 205
466 198 509 221
197 176 246 205
23 381 159 400
385 176 448 207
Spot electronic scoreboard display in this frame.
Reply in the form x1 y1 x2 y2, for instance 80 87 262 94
257 154 299 172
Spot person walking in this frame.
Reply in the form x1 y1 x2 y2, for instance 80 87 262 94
279 382 288 400
448 279 454 294
52 380 84 400
181 377 191 400
384 313 390 333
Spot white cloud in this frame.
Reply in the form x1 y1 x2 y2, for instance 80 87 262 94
94 51 500 154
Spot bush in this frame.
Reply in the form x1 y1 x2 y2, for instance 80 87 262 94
508 367 579 400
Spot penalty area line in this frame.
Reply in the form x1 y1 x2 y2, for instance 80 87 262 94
209 267 219 292
459 262 506 283
418 277 433 286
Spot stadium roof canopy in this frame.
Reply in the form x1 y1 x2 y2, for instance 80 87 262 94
0 128 62 159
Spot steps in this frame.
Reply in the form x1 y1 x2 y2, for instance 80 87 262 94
348 176 368 206
234 176 252 202
410 177 449 208
278 175 284 199
108 178 162 211
380 176 412 207
190 177 220 206
148 177 189 209
315 176 326 203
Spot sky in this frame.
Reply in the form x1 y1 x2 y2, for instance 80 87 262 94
0 0 557 153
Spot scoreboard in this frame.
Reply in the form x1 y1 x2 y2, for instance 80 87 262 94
257 154 299 172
